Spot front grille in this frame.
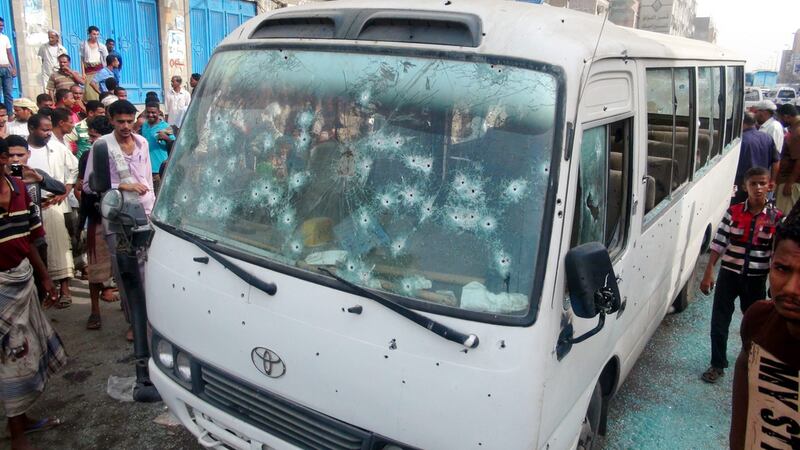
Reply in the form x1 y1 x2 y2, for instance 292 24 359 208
199 365 369 450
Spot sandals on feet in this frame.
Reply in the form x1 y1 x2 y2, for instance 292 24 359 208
701 366 724 383
100 288 120 303
24 417 62 435
86 313 102 330
56 295 72 309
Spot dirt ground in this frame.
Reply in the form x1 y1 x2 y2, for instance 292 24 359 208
0 278 199 450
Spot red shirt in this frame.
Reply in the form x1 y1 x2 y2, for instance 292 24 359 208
0 175 45 270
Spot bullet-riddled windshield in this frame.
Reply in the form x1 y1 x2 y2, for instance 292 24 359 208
153 49 558 317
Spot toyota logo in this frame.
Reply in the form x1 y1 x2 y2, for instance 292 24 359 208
251 347 286 378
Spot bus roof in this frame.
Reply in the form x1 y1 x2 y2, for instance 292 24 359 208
224 0 743 75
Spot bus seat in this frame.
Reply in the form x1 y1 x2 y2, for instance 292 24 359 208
697 133 711 166
607 169 623 231
644 175 656 212
610 152 623 171
647 155 677 203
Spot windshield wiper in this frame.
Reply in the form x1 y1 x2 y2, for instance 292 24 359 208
153 220 277 296
318 268 479 349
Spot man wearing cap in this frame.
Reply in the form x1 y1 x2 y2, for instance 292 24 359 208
37 30 67 92
753 100 784 156
8 98 36 137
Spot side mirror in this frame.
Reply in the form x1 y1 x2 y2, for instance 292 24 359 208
565 242 621 318
100 189 124 221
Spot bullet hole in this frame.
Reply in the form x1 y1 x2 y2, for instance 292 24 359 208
341 307 345 312
172 283 175 288
436 362 440 366
241 321 245 325
182 287 186 291
402 380 406 384
240 293 245 298
389 339 397 350
461 348 469 354
197 271 201 276
487 393 491 397
335 389 339 393
207 310 211 315
482 32 486 36
499 340 506 349
316 352 319 356
445 0 451 5
384 355 389 359
558 211 563 218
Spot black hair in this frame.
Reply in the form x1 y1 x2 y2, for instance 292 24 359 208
85 100 103 112
107 100 137 117
0 103 6 112
145 91 160 103
37 107 53 118
98 92 111 102
191 73 201 81
114 87 127 96
55 88 72 104
0 137 7 156
6 134 28 150
36 93 53 105
52 108 72 126
106 38 115 44
743 166 770 182
88 115 114 135
775 203 800 247
104 78 118 91
777 103 798 117
145 101 160 110
27 114 51 131
105 54 117 66
87 25 99 34
58 53 70 62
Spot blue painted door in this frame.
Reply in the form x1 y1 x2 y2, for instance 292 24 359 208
190 0 256 74
59 0 162 103
0 0 21 98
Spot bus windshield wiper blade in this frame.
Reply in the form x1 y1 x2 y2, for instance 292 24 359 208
154 221 277 296
318 268 479 349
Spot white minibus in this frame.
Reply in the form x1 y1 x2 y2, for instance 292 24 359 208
146 1 744 449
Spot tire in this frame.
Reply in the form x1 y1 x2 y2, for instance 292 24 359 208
671 282 690 313
577 383 603 450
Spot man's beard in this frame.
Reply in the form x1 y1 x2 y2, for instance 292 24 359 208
30 134 49 147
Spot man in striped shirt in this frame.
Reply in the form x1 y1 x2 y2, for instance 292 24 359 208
700 166 783 383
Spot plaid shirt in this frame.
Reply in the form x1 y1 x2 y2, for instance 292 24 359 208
0 175 45 270
710 201 782 276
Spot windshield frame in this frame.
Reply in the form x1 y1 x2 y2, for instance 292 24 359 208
158 43 567 327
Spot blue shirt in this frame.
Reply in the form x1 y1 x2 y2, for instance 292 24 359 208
140 120 173 174
94 67 117 93
736 128 780 184
108 50 122 81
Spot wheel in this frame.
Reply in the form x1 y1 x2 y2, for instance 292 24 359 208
577 383 603 450
671 281 690 313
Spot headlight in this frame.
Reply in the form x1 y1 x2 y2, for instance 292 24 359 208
176 351 193 383
156 340 174 369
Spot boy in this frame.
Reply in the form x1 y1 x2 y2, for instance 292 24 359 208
700 166 782 383
729 204 800 449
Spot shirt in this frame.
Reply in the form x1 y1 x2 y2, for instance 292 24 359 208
758 117 785 157
67 118 92 159
140 120 173 174
7 120 29 137
0 175 45 270
47 70 78 92
777 118 800 184
165 87 191 127
94 66 116 93
736 128 780 185
27 139 79 215
38 43 68 79
108 49 122 80
730 300 800 450
710 201 782 276
79 41 108 72
84 133 155 215
0 35 11 66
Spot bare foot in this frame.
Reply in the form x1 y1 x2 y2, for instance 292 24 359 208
126 328 134 342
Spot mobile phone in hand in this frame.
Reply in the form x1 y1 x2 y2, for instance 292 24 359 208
10 164 22 177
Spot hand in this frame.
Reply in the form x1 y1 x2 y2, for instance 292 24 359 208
156 130 170 141
41 276 58 309
782 183 793 197
119 183 149 195
20 166 43 184
49 193 69 205
700 274 715 295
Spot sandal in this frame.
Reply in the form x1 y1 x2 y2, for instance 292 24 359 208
701 366 724 383
24 417 62 435
56 295 72 309
86 313 102 330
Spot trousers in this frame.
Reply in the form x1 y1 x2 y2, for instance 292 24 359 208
709 268 767 369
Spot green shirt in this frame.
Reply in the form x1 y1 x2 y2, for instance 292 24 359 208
72 119 91 159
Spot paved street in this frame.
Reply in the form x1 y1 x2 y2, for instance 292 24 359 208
1 254 737 449
605 253 735 449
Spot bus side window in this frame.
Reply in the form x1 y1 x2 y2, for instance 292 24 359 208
723 66 744 151
571 118 631 258
644 67 694 216
697 66 723 168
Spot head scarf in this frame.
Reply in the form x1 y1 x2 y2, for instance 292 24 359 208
12 98 38 114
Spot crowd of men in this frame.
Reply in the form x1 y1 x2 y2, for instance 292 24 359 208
0 23 200 450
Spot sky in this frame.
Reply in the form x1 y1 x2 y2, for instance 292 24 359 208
695 0 800 71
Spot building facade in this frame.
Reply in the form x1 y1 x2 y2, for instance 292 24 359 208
637 0 695 37
546 0 609 16
692 16 716 44
3 0 307 103
608 0 639 28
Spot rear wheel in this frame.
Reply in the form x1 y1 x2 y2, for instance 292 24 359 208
671 281 690 313
577 383 603 450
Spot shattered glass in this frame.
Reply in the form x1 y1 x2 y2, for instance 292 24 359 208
154 49 558 316
575 127 607 245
